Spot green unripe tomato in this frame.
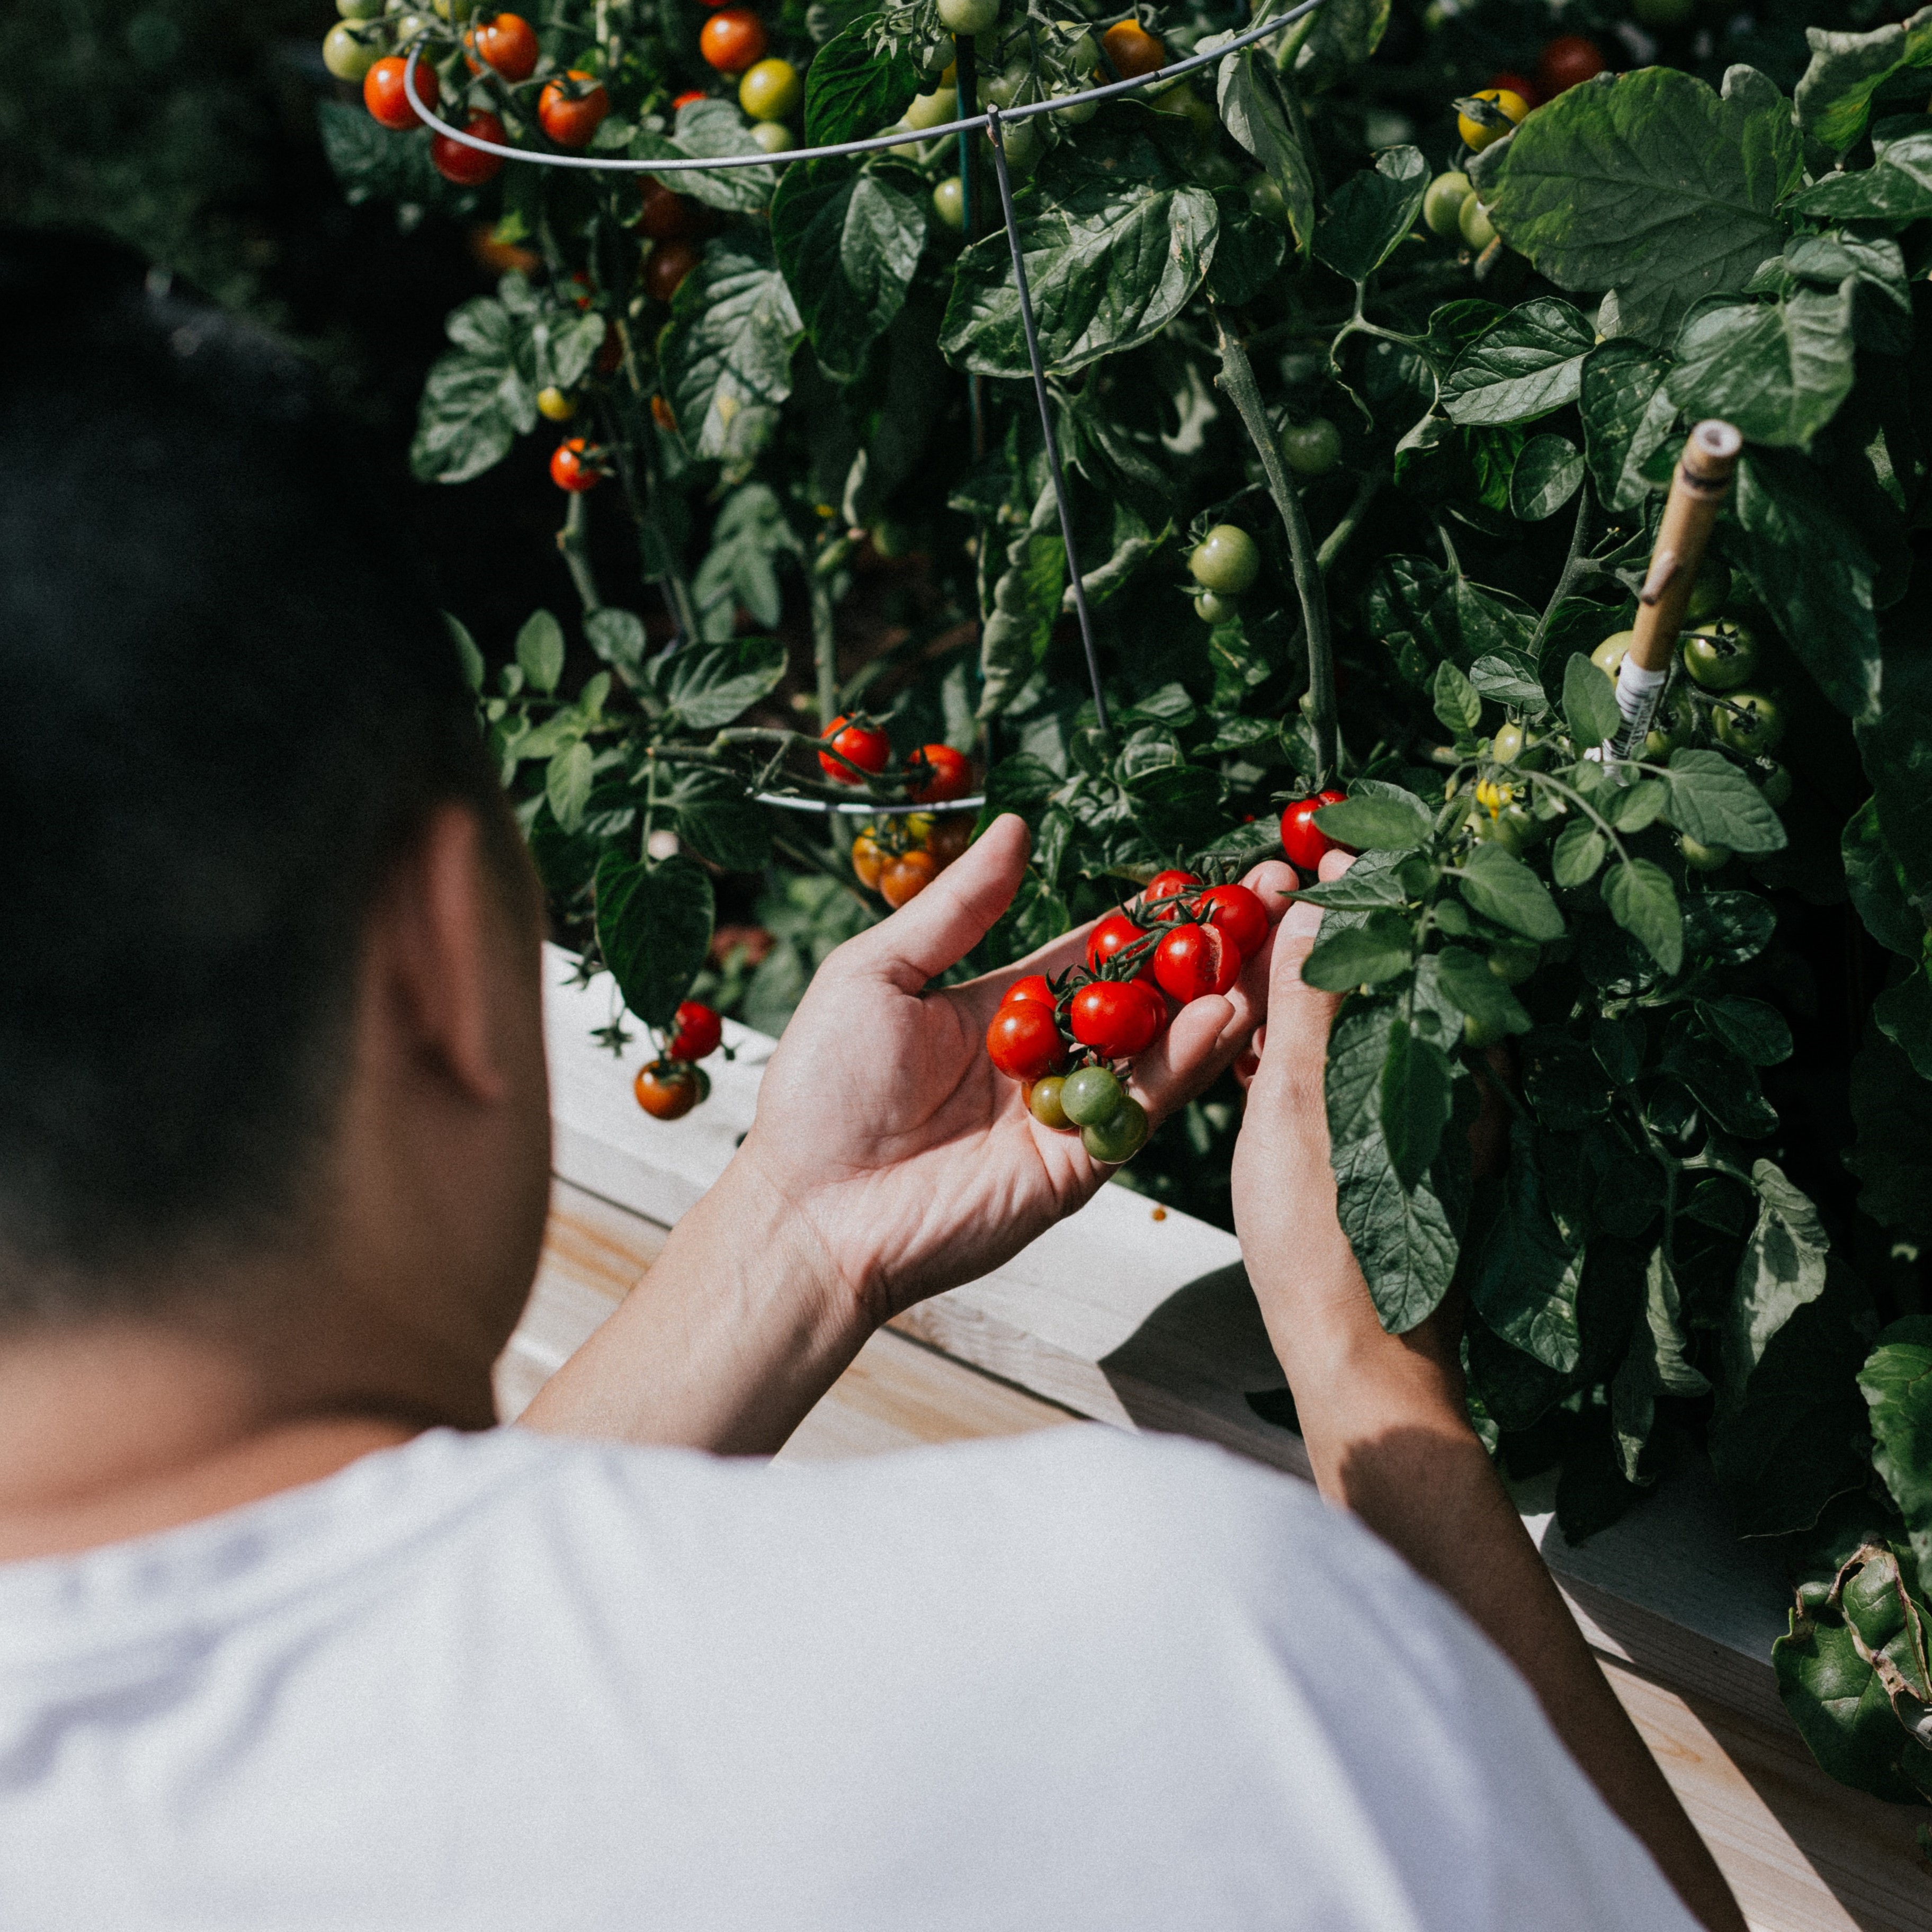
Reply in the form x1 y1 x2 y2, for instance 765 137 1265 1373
1591 629 1635 679
939 0 1000 32
1755 761 1793 810
1492 722 1526 764
1680 620 1758 692
1249 175 1289 225
432 0 472 16
1055 88 1099 123
904 84 958 130
1081 1098 1150 1164
1027 1075 1070 1129
748 120 793 154
1281 417 1342 477
1423 169 1472 237
1641 696 1689 759
1488 939 1539 984
981 65 1026 109
1473 804 1539 854
1459 195 1497 251
338 0 385 17
1463 1013 1505 1048
1679 834 1733 872
1713 690 1785 755
1061 1064 1126 1128
1685 557 1730 623
932 176 966 230
1189 524 1260 595
740 57 803 122
323 21 381 78
1195 590 1238 624
996 114 1043 173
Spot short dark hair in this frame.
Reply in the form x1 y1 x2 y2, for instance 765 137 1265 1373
0 229 505 1312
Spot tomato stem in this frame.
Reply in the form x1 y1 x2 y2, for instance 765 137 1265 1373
1211 301 1338 785
556 488 602 616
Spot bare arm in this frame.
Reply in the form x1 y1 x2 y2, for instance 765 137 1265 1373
1230 868 1745 1932
524 816 1300 1455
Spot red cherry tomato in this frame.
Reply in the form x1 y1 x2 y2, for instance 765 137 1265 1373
671 88 709 108
464 12 539 80
640 182 708 240
550 439 601 492
431 111 506 185
1087 912 1154 980
1154 924 1237 1004
364 55 436 129
817 715 890 784
634 1060 704 1120
700 8 768 73
906 743 973 804
667 1000 722 1061
539 71 610 148
1002 974 1057 1011
1141 869 1201 923
1538 34 1606 95
1069 980 1163 1059
986 1001 1067 1081
1280 789 1350 872
1197 882 1267 960
1487 70 1541 108
643 240 700 304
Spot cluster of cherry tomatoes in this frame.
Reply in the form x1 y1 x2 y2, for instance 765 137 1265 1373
816 719 977 908
1425 33 1608 254
984 872 1271 1164
632 998 725 1120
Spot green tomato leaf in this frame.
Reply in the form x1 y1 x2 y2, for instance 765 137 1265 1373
1579 342 1677 514
645 635 788 732
661 231 804 463
1289 868 1409 910
1206 195 1288 306
584 607 647 677
635 100 780 213
1720 1159 1831 1400
1460 843 1566 942
1612 1242 1710 1482
1474 1121 1585 1373
1876 970 1932 1083
1469 649 1548 713
691 484 799 635
1550 821 1607 888
545 740 594 834
1666 287 1857 451
1863 1315 1932 1595
1311 145 1428 284
1847 1026 1932 1245
529 308 607 394
445 612 485 693
1683 889 1777 965
1314 793 1432 852
594 851 715 1030
1277 0 1390 93
1602 857 1683 974
1432 660 1481 738
1300 909 1416 990
941 132 1218 377
1326 1002 1466 1332
1442 298 1596 427
1775 1599 1932 1805
515 610 565 694
663 766 773 873
802 13 922 147
410 285 538 485
1663 748 1789 854
1434 944 1532 1036
1697 995 1794 1067
771 157 928 382
1468 67 1802 345
1790 120 1932 225
1216 47 1315 250
1611 779 1668 833
1509 433 1585 521
1730 448 1882 726
1796 7 1932 154
1380 1017 1453 1193
1561 650 1621 747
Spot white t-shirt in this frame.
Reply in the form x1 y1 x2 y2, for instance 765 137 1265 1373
0 1424 1696 1931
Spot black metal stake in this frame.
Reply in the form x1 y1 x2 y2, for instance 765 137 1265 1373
985 106 1110 743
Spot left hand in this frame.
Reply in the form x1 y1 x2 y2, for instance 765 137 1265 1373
737 813 1299 1325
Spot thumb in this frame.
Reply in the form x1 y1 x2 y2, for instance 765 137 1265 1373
844 812 1031 992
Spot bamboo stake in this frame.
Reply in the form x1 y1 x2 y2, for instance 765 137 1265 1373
1611 418 1742 757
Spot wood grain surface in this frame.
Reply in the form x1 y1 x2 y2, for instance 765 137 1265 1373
500 1176 1932 1932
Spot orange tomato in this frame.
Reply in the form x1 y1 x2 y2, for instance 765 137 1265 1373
700 8 768 74
1102 21 1166 79
880 849 939 908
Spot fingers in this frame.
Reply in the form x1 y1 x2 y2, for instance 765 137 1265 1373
1253 848 1351 1086
843 813 1032 992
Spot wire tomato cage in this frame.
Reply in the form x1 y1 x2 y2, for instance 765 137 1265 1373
401 0 1327 813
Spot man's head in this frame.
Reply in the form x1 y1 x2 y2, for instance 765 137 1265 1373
0 230 550 1397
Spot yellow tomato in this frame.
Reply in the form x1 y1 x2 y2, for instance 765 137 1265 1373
1457 87 1528 152
738 57 801 121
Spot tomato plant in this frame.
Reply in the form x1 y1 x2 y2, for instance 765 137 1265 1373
326 0 1932 1808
